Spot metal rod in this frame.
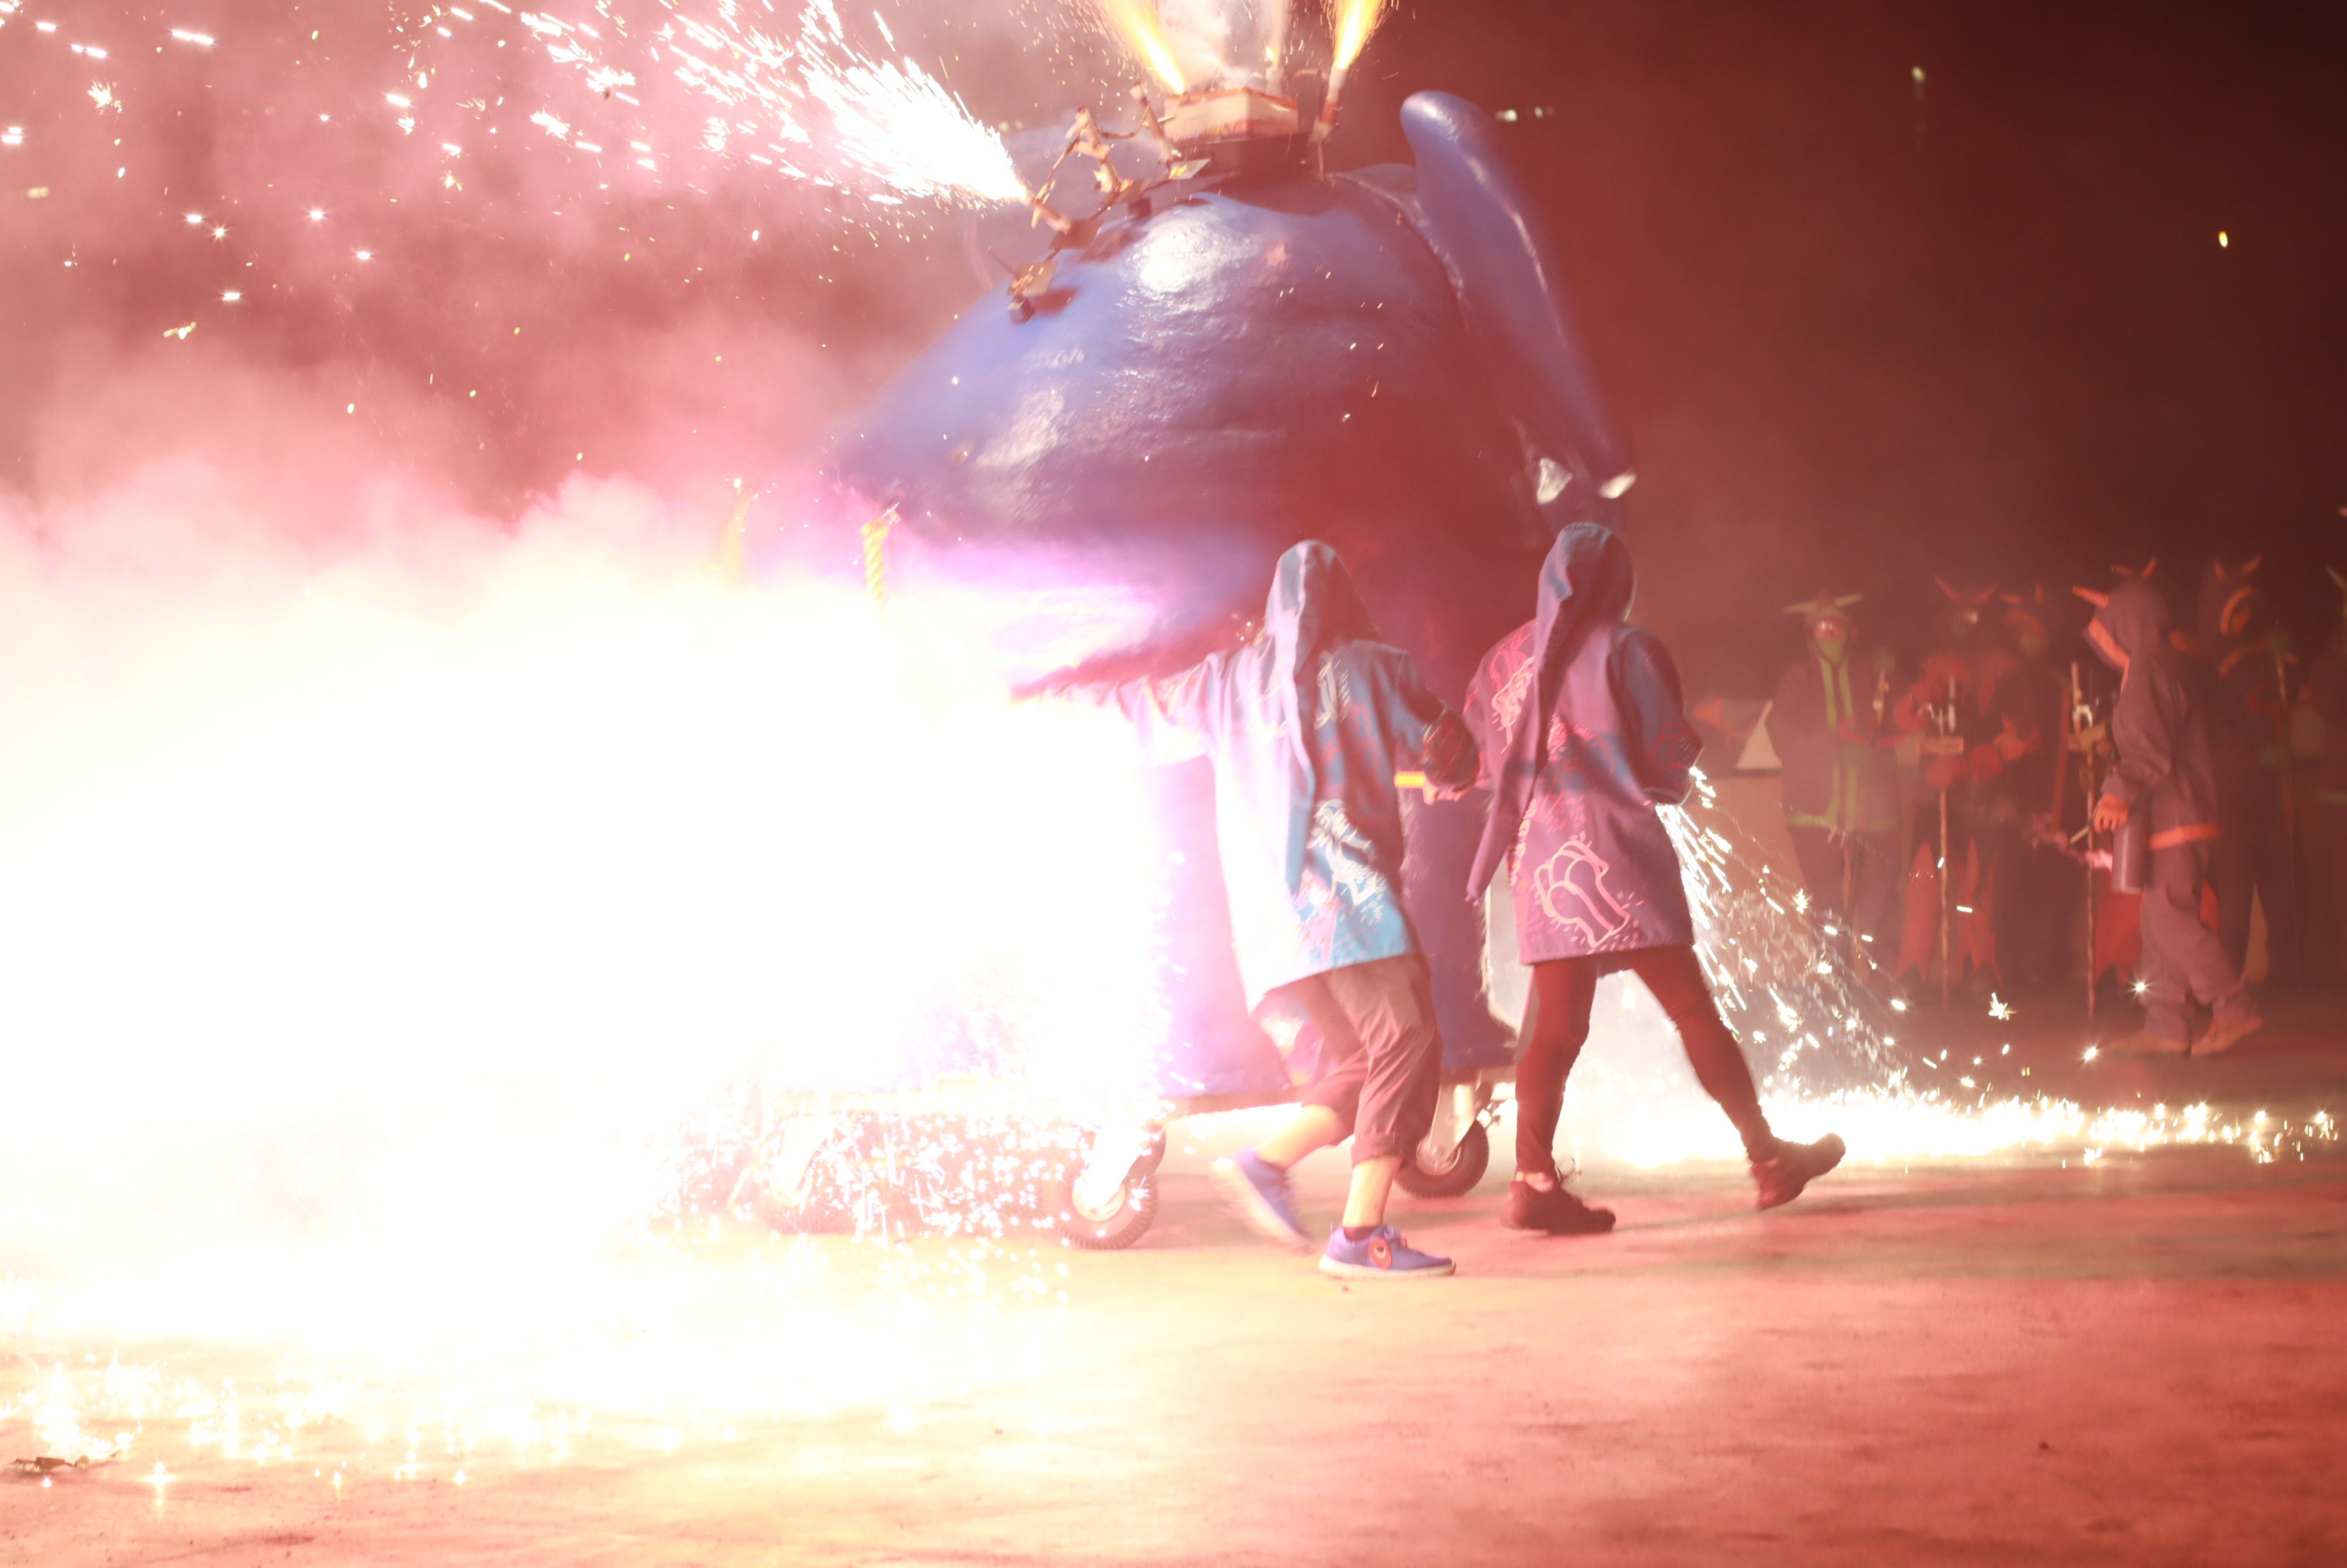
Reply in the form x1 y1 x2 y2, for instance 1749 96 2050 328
2075 661 2096 1019
1938 673 1955 1008
1939 784 1952 1008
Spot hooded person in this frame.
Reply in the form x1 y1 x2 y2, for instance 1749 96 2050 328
1088 541 1478 1280
1462 524 1845 1232
1997 585 2085 988
2194 556 2302 981
2308 567 2347 977
2082 579 2261 1054
1765 591 1904 964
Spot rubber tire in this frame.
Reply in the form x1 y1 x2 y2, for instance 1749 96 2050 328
1395 1119 1490 1199
1053 1170 1158 1251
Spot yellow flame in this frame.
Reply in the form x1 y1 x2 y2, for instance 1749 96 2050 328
1326 0 1396 74
1094 0 1186 93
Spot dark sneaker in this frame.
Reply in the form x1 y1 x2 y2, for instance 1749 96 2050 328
1503 1179 1616 1236
1211 1150 1309 1248
1317 1224 1455 1280
1751 1134 1847 1211
2194 1014 2265 1056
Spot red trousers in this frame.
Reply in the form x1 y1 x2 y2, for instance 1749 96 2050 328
1516 945 1774 1175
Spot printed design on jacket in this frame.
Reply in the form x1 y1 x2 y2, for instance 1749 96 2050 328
1529 837 1637 950
1309 798 1386 914
1489 643 1535 737
1315 652 1345 733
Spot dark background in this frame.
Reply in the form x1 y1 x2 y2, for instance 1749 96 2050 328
1332 0 2347 690
3 0 2342 693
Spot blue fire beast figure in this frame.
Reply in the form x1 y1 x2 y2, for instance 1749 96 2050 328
746 90 1633 1148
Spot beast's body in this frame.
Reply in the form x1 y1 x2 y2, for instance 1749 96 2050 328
748 94 1629 1087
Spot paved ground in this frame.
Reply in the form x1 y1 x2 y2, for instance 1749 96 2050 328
11 990 2347 1567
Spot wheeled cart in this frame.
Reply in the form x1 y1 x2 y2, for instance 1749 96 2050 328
707 1064 1514 1253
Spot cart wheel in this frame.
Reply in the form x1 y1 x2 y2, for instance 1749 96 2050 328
1052 1167 1159 1251
1395 1120 1490 1199
1130 1129 1168 1177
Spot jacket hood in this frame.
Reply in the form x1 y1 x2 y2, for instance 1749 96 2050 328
1265 541 1380 890
1264 539 1380 666
1537 521 1636 641
1469 522 1636 900
2092 581 2170 668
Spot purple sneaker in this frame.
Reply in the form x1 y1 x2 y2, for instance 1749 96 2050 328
1317 1224 1455 1280
1212 1150 1309 1248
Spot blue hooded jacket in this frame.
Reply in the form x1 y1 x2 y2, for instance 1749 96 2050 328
1104 543 1472 1005
1465 524 1701 962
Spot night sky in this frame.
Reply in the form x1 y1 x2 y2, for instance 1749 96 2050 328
3 0 2341 693
1339 0 2347 688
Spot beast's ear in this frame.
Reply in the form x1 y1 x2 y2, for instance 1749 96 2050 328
2242 554 2263 575
2072 587 2110 608
1935 574 1959 602
1401 92 1633 501
2327 566 2347 593
1837 593 1864 608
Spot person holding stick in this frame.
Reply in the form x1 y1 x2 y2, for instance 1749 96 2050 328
1766 591 1904 968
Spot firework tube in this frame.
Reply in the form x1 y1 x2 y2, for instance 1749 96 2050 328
1314 65 1349 141
861 508 895 608
1264 0 1292 93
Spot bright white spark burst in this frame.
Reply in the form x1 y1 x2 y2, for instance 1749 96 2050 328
394 0 1024 205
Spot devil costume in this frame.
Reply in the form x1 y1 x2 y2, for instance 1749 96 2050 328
1995 585 2085 989
1894 586 2049 989
1464 525 1814 1187
1100 541 1473 1161
2091 581 2254 1043
1766 593 1904 956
